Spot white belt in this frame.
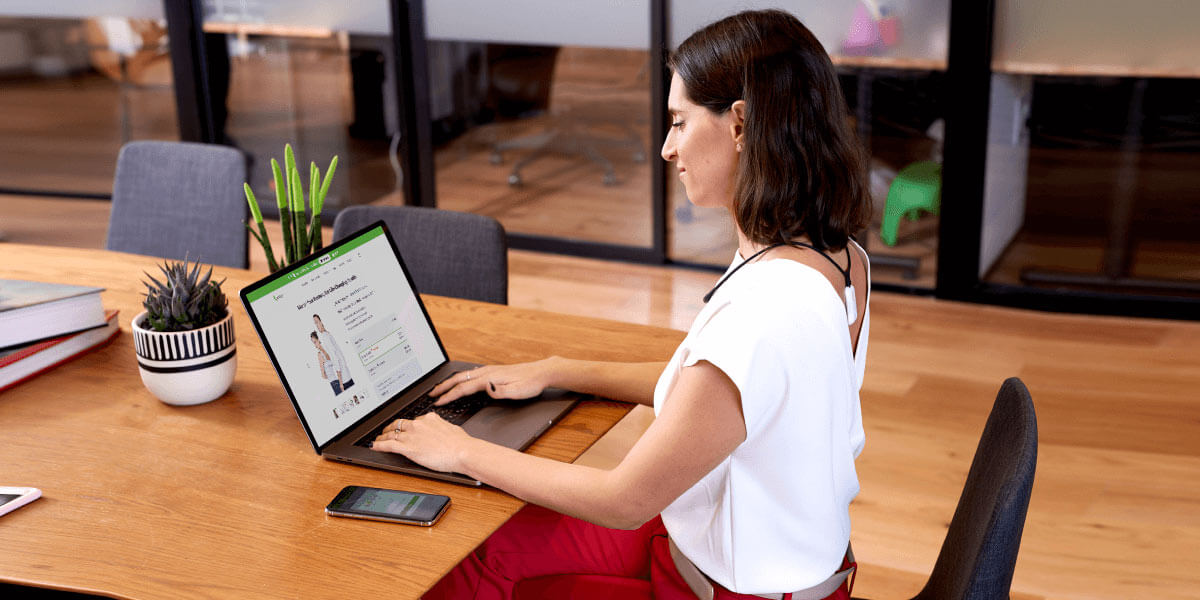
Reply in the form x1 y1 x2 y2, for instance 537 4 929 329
667 538 856 600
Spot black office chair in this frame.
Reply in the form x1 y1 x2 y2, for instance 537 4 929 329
331 205 508 305
489 46 648 187
859 377 1038 600
105 140 248 268
512 382 1035 600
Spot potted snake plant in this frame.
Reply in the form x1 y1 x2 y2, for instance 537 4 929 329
131 258 236 406
244 143 338 273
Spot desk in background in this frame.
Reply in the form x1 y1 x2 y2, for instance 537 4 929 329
0 244 683 599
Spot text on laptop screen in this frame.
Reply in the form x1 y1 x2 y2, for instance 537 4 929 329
245 226 446 446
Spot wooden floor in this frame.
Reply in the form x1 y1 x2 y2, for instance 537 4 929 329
2 194 1199 600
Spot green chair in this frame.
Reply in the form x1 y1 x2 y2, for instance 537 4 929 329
881 160 941 246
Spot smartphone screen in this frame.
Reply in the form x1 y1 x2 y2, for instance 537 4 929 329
326 486 449 526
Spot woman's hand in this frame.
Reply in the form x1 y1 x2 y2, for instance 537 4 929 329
429 358 560 406
371 413 475 474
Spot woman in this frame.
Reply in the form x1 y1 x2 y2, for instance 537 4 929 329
313 314 354 392
310 331 341 395
371 9 870 599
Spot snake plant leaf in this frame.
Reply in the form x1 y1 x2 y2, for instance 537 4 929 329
271 158 287 210
247 145 338 272
309 214 322 249
292 167 308 257
244 183 264 223
317 155 338 212
251 221 279 272
309 162 319 215
280 207 294 265
284 143 297 188
309 162 320 252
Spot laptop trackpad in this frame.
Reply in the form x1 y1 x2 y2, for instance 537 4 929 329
462 398 576 450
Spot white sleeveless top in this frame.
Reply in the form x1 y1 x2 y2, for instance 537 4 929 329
317 330 348 375
653 242 870 595
318 353 335 381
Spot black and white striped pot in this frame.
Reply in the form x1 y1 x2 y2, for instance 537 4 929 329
132 311 237 406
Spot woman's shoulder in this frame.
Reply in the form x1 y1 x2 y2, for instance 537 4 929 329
728 259 842 308
697 261 843 341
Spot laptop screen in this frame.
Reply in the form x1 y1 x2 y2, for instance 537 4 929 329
242 224 448 449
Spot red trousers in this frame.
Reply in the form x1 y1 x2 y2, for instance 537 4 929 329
423 505 853 600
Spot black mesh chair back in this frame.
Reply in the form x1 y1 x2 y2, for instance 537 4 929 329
105 141 248 268
913 377 1038 600
332 205 508 305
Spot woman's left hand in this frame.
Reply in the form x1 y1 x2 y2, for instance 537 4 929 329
370 413 474 474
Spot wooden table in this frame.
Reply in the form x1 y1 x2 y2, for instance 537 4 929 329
0 244 683 599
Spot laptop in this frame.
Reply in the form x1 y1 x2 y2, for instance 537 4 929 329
240 221 578 486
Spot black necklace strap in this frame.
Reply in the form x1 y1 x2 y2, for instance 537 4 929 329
784 241 853 288
702 243 784 303
702 241 852 303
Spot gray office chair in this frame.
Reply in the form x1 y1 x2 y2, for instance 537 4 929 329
105 140 248 268
856 377 1038 600
332 205 508 304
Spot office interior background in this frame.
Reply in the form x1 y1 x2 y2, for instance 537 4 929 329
3 0 1198 317
1 0 1198 599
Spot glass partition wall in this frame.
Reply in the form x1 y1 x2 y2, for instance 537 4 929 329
413 0 661 259
979 0 1200 307
0 0 402 220
0 2 179 198
5 0 1197 318
669 0 951 290
200 0 397 219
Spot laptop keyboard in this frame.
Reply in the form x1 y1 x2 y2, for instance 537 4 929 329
358 391 491 447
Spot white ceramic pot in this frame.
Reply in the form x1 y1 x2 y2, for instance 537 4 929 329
131 311 237 406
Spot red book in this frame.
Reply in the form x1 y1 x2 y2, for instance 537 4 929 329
0 310 120 392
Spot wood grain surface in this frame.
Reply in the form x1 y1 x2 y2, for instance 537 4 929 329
2 211 1199 600
0 244 682 599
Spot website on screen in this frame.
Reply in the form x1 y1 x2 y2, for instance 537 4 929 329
247 228 445 446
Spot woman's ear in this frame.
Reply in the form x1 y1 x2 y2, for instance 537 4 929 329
729 100 747 147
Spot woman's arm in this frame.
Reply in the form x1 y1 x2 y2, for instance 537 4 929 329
375 359 745 529
432 356 668 407
318 353 328 379
548 358 667 406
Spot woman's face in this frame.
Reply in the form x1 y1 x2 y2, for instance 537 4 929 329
660 72 741 209
311 336 322 350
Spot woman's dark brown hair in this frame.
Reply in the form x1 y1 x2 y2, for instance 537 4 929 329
668 9 869 251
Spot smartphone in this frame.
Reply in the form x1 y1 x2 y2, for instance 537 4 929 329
325 485 450 526
0 487 41 517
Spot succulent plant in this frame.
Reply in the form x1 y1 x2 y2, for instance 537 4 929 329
141 258 228 332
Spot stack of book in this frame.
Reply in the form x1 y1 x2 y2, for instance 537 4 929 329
0 279 120 391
